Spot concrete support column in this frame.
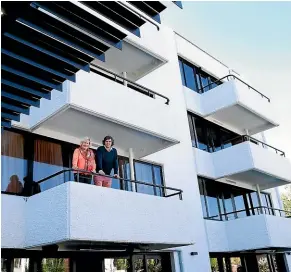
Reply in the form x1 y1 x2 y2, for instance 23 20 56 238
284 253 291 272
129 148 136 192
256 184 263 214
122 71 127 87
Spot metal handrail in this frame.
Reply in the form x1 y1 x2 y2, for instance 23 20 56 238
36 169 183 200
223 135 285 157
205 206 291 221
198 74 271 102
90 63 170 105
174 31 230 69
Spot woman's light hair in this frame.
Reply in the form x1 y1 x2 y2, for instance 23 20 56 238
80 137 91 145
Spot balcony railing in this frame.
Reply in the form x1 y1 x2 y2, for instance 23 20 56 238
205 206 291 221
13 169 182 199
90 63 170 104
198 74 271 102
223 135 285 157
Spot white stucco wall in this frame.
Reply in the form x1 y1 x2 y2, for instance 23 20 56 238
137 27 212 271
183 80 278 135
2 182 194 249
1 195 26 248
193 142 291 188
205 215 291 252
69 70 177 140
3 14 289 272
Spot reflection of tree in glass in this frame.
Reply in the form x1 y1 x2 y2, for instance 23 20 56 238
257 257 269 272
282 185 291 212
134 258 144 271
42 259 66 272
147 259 162 272
114 259 129 270
210 258 219 271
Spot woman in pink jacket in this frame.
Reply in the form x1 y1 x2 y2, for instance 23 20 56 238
72 137 96 184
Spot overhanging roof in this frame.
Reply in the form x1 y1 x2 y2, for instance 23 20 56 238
1 1 182 129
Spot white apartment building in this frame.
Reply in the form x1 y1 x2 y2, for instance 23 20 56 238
1 1 291 272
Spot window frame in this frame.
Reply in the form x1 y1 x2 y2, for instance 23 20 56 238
178 57 221 93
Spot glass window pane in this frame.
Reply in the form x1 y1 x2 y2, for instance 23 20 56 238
208 76 220 91
230 257 242 272
210 258 219 272
187 114 197 147
134 258 144 272
147 258 162 272
251 192 260 215
1 130 27 195
205 179 220 219
33 139 66 193
178 59 186 86
257 255 271 272
193 117 208 151
223 192 236 220
200 73 210 92
153 166 163 196
135 162 155 195
198 178 208 218
42 258 67 272
183 63 197 92
206 127 222 152
105 258 129 272
233 193 247 218
195 73 202 91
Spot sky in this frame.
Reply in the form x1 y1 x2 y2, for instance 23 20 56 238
161 1 291 159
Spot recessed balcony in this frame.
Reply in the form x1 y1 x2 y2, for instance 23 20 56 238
1 170 192 251
184 75 279 135
194 136 291 190
13 65 179 159
205 208 291 252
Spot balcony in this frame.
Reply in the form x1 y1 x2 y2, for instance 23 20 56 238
194 136 291 189
184 75 278 135
205 207 291 252
15 65 179 159
1 170 192 250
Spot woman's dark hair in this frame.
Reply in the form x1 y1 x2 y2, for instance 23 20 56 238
102 135 114 146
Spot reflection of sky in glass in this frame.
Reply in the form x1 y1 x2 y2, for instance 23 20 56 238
183 63 196 91
153 166 163 196
233 195 246 218
1 156 27 191
135 163 155 195
206 196 219 218
33 162 66 192
201 196 207 217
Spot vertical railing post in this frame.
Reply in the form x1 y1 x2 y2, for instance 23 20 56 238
129 148 136 192
122 71 127 87
256 184 263 214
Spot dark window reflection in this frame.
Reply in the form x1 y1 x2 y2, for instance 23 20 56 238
178 57 222 93
188 112 238 152
198 177 273 221
178 59 186 86
183 63 197 91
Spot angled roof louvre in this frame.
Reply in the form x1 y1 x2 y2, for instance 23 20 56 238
1 1 181 128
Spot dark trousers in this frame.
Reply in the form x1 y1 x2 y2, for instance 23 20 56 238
74 173 92 184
